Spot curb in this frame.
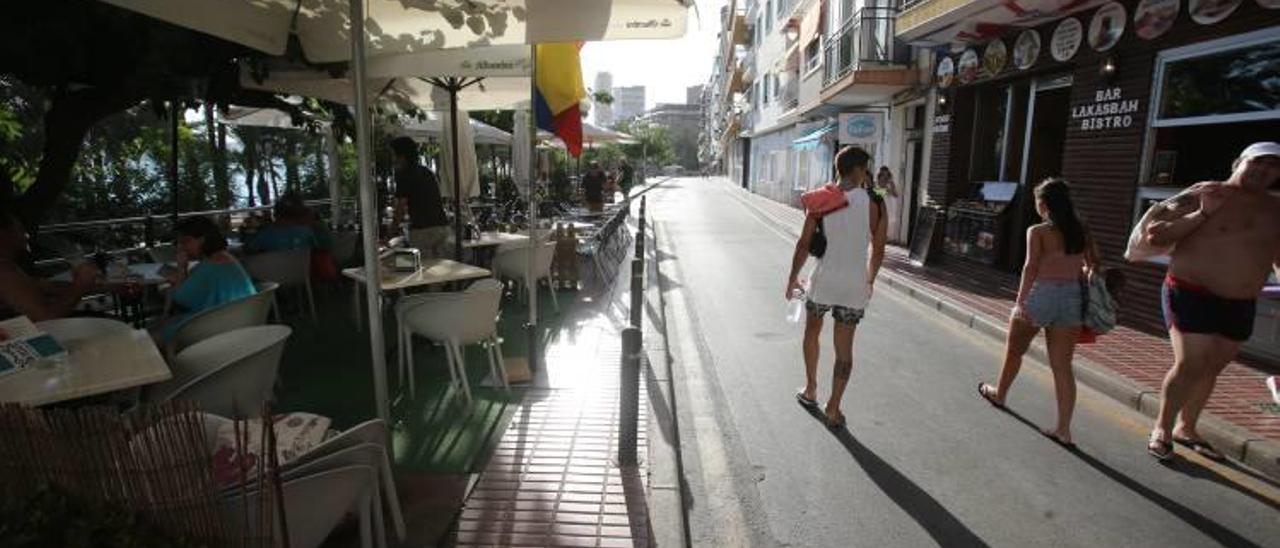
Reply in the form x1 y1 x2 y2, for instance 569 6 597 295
722 178 1280 483
637 201 691 547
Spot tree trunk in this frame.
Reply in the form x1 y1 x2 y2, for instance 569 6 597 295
243 133 258 207
20 90 136 225
284 136 300 195
205 104 231 210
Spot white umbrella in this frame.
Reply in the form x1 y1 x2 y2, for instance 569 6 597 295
98 0 691 62
539 121 637 146
394 111 512 146
438 106 481 200
101 0 692 427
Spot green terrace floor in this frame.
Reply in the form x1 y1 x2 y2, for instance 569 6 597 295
266 255 632 544
272 282 565 473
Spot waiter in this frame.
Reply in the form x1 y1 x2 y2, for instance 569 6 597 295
389 137 450 258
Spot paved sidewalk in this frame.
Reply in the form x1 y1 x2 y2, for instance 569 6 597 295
452 212 654 547
714 176 1280 478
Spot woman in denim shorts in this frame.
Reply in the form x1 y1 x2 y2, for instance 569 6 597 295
978 179 1096 448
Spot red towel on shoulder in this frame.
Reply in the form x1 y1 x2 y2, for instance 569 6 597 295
800 184 848 217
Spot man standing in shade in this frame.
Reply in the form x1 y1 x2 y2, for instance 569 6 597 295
389 137 450 258
1143 142 1280 461
582 161 606 213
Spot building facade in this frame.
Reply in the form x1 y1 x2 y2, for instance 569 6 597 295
593 72 615 127
641 103 703 170
613 86 647 123
898 0 1280 357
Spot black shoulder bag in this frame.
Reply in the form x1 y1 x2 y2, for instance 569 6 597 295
808 218 827 258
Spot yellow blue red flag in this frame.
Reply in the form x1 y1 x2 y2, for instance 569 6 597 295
534 43 587 157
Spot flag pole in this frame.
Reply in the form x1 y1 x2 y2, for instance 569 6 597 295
527 44 540 372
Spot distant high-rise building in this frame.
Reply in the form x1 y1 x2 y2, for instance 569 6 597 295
686 85 704 106
613 86 646 124
593 72 614 127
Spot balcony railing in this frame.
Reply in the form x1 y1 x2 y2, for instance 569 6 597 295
781 79 799 111
823 7 899 87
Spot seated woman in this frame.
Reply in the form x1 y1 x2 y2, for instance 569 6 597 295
246 194 317 254
158 216 256 341
0 207 101 322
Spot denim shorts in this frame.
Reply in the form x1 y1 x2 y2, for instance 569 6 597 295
1024 281 1083 328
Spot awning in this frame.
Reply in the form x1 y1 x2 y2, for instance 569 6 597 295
793 123 835 151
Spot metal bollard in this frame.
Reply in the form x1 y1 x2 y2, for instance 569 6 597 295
618 327 641 465
630 258 643 328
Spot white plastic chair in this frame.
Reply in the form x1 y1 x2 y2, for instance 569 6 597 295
150 325 292 418
221 464 376 548
395 279 506 403
165 282 277 359
491 241 559 313
241 249 316 321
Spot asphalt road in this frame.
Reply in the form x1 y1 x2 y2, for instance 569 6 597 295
647 177 1280 548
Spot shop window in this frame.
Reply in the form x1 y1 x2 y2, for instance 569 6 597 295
1144 30 1280 189
1156 39 1280 125
766 0 774 33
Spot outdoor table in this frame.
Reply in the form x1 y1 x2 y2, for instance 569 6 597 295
0 317 170 406
343 258 492 331
51 262 169 326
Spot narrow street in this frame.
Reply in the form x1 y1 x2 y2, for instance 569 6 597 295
648 177 1280 548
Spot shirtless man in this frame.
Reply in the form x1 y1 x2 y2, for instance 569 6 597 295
0 207 100 322
1144 142 1280 461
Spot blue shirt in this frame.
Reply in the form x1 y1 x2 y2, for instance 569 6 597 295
163 261 257 340
247 224 317 253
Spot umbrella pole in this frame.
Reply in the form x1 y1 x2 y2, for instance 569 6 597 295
449 82 464 261
527 45 540 372
350 0 391 427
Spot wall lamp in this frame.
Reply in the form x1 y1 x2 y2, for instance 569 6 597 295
1100 54 1119 82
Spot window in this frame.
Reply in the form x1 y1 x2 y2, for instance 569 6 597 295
1155 34 1280 126
763 76 771 105
772 74 781 100
765 0 774 33
804 37 821 74
1141 29 1280 189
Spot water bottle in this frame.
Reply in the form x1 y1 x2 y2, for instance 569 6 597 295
786 286 807 324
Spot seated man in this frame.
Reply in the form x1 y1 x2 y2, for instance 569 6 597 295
246 194 318 254
0 207 100 322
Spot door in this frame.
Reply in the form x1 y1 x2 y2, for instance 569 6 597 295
1010 78 1072 269
905 138 924 242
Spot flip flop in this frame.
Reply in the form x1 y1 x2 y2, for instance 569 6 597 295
1174 437 1225 462
825 411 847 429
1148 434 1174 462
977 383 1005 410
1040 429 1076 450
795 390 819 410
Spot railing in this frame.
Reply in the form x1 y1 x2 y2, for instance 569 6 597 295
29 199 357 265
781 78 799 111
823 6 899 87
901 0 929 10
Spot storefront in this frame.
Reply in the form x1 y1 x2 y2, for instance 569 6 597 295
919 0 1279 342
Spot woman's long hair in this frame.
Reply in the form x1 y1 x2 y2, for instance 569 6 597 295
1034 178 1088 254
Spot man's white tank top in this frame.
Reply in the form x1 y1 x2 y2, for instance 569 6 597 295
808 188 871 310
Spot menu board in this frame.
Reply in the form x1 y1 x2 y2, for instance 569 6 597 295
0 317 66 375
909 207 940 267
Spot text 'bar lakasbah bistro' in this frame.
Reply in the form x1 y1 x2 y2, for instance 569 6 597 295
898 0 1280 361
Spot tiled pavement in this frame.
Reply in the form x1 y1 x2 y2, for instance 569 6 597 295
720 178 1280 444
453 215 651 547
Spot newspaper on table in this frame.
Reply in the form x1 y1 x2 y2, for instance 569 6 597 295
0 316 67 376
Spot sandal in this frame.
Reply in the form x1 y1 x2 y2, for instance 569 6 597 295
1040 429 1076 450
1147 433 1174 462
825 411 847 429
977 383 1005 410
1174 436 1225 462
795 390 819 410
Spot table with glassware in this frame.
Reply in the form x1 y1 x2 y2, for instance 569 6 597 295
0 317 170 406
52 262 171 325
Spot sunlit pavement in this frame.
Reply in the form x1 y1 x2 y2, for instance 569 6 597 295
648 177 1280 548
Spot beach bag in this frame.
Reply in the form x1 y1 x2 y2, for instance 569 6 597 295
1124 182 1217 263
1080 268 1117 335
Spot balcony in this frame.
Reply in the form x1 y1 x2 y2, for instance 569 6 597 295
809 6 917 113
823 7 899 86
781 78 799 112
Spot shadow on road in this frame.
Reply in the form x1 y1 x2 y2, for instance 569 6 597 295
995 406 1266 548
805 410 991 547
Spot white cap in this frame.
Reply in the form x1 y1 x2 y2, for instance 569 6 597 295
1240 141 1280 160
